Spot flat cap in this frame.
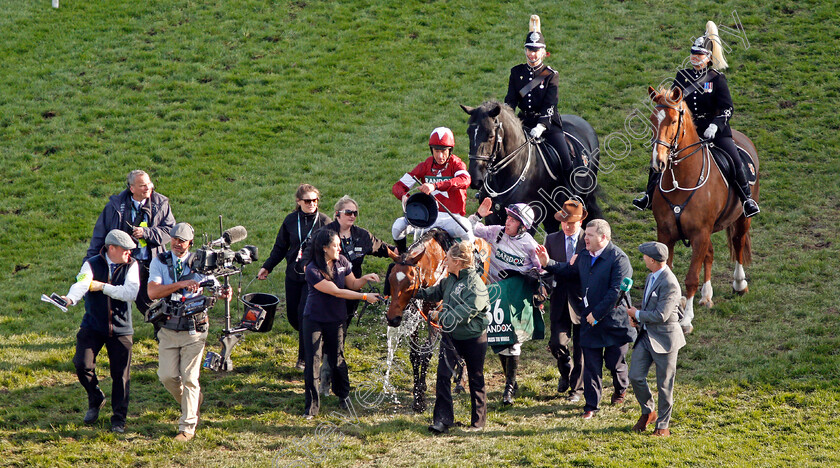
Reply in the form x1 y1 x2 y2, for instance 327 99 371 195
639 241 668 262
105 229 137 250
170 222 194 241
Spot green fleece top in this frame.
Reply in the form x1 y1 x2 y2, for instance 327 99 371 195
415 266 490 340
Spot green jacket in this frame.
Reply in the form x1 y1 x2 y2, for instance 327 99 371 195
415 267 490 340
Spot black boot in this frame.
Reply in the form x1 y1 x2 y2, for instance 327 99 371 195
395 238 408 255
502 355 518 406
724 141 760 218
633 169 660 210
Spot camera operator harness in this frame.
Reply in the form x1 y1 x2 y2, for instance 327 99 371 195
145 251 216 334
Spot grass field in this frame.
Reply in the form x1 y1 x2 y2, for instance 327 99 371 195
1 0 839 466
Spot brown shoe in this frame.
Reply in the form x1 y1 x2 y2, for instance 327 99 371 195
632 412 657 432
174 431 194 442
611 390 626 405
652 428 671 437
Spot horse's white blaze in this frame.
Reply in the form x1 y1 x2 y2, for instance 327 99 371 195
699 280 714 307
657 110 665 124
732 262 748 292
473 127 479 144
395 272 406 282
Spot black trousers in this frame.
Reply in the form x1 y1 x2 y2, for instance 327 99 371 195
549 317 584 396
433 333 488 428
544 125 573 173
302 318 350 417
73 328 133 425
285 277 308 361
582 343 629 412
135 260 152 315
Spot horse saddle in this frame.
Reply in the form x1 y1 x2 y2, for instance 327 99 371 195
529 131 594 194
710 145 757 186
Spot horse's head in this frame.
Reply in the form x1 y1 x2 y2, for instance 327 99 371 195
461 102 504 189
385 248 427 327
648 86 687 173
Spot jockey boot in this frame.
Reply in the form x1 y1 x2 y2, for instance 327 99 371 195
395 238 408 255
502 355 519 406
731 159 760 218
632 169 660 210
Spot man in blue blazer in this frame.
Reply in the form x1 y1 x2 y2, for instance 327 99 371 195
627 242 686 437
538 219 636 419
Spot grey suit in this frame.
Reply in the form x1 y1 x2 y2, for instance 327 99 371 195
629 265 686 429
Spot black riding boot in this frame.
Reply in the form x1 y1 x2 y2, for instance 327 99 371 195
633 169 661 210
502 355 519 406
395 238 408 255
731 157 760 217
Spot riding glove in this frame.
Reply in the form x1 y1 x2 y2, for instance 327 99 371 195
703 124 718 140
530 124 546 139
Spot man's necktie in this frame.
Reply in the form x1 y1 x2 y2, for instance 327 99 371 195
175 258 183 279
566 236 575 262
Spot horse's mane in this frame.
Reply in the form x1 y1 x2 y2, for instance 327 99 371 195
397 228 453 265
476 100 521 128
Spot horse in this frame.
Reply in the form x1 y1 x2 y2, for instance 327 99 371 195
647 86 759 334
461 101 602 233
385 229 490 412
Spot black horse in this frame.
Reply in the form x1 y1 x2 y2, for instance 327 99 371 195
461 101 602 232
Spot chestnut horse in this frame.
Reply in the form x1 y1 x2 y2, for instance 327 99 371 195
648 86 759 334
385 229 490 412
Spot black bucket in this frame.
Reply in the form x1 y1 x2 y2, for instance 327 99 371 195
241 293 279 333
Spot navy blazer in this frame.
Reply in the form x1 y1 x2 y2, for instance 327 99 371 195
545 242 637 348
544 230 585 323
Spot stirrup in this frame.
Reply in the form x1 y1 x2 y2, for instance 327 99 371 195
742 199 760 218
632 193 651 211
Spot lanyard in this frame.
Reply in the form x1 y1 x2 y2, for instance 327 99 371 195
297 212 317 244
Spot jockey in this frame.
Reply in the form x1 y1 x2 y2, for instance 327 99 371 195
470 199 543 406
391 127 474 253
634 21 760 218
504 15 573 180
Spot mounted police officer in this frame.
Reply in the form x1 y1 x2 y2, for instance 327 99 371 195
148 222 231 442
505 15 572 180
633 21 760 218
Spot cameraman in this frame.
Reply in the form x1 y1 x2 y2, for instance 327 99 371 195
147 223 231 442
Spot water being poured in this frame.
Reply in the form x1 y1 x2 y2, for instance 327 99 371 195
381 301 424 404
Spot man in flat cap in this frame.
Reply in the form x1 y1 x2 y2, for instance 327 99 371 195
543 200 588 402
84 170 176 320
62 229 140 433
148 222 230 442
626 241 686 437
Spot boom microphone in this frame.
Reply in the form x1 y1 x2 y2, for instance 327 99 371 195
210 226 247 245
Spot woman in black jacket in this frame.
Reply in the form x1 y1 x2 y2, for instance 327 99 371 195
257 184 330 369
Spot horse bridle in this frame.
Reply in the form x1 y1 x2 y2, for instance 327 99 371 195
468 117 534 199
653 104 707 166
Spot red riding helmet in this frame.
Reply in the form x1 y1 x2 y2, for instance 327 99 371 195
429 127 455 149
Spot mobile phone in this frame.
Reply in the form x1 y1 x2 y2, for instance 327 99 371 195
50 293 68 307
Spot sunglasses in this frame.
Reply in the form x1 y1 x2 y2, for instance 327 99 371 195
300 198 319 204
339 210 358 217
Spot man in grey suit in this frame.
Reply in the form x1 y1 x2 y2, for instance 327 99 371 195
627 241 686 437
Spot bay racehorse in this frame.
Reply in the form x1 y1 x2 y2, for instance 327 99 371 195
648 86 759 334
385 229 490 412
461 101 602 233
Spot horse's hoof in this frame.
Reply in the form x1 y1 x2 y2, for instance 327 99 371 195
732 286 749 296
454 384 466 394
701 299 714 308
412 398 427 413
681 324 694 335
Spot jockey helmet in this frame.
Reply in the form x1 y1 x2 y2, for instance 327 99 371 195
524 15 546 49
429 127 455 149
505 203 535 231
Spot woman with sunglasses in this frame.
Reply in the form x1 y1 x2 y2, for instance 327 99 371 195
303 195 396 328
258 184 330 370
504 15 572 179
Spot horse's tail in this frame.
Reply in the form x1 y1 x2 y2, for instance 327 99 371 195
727 223 752 266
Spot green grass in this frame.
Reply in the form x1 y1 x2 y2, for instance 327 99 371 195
1 0 839 466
